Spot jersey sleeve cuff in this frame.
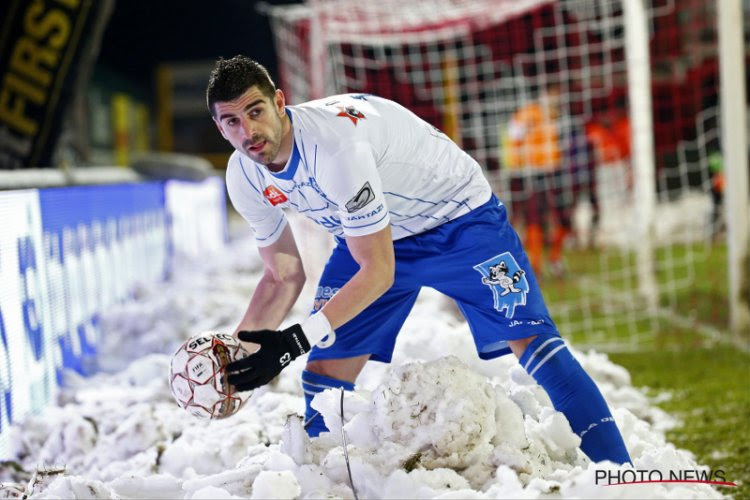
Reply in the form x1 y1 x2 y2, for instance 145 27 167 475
254 215 289 247
341 212 391 238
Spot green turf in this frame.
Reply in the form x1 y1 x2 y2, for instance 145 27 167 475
546 241 749 498
609 346 750 499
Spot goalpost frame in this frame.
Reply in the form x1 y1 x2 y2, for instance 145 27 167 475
718 0 750 336
623 0 658 307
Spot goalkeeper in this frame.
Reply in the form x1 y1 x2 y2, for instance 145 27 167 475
208 55 631 465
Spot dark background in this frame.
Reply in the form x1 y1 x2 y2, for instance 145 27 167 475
96 0 299 93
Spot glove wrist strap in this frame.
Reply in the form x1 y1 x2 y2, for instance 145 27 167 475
301 312 333 347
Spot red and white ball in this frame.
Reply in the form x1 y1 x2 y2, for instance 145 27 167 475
169 332 250 419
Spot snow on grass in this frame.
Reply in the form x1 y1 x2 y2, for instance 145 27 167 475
1 227 724 499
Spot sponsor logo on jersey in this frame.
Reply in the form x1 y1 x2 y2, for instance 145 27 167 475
263 186 288 206
345 203 384 222
317 216 341 229
336 105 366 125
345 182 376 213
473 252 529 318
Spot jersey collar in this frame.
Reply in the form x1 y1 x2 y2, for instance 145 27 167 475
268 108 300 181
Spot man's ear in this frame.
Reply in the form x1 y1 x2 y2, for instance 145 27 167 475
274 89 286 116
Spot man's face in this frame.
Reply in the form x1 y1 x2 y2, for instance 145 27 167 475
213 86 286 166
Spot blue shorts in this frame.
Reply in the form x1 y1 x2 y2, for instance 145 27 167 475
308 195 559 363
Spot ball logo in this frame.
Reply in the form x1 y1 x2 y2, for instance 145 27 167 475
188 336 211 351
263 186 288 206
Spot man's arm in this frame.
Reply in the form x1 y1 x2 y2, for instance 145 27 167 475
234 223 306 334
225 223 394 392
317 224 395 329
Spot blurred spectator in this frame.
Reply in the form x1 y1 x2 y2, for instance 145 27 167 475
585 112 633 245
550 128 598 270
707 150 724 240
585 113 631 165
504 84 562 275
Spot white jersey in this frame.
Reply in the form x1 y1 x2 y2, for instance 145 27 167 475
225 94 493 247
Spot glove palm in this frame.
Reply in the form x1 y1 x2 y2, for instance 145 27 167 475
226 324 311 392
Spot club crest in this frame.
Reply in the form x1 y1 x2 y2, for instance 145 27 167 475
336 105 366 125
474 252 529 318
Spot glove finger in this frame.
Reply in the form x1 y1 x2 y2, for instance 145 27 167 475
237 330 275 343
227 371 253 386
228 373 266 392
225 354 257 372
232 382 259 393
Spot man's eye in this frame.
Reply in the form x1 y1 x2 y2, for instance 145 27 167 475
250 108 262 117
226 118 237 126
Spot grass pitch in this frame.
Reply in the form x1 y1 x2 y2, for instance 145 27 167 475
550 242 749 498
609 346 750 498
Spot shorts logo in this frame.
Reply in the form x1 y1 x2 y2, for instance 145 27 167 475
263 186 288 206
474 252 529 318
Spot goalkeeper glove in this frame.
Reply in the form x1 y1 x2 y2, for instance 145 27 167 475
226 325 310 391
226 313 332 392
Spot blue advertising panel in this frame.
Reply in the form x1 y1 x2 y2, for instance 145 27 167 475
0 190 55 451
37 183 168 377
0 181 184 458
0 178 226 458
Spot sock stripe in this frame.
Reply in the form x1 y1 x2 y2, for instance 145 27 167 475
523 337 564 371
520 333 632 465
302 369 354 438
528 344 566 377
302 380 337 391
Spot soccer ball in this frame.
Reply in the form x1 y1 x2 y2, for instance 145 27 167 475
169 332 250 419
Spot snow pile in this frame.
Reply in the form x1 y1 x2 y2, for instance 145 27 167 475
0 221 724 499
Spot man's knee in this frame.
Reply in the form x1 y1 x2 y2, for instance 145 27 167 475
508 335 537 359
305 354 370 383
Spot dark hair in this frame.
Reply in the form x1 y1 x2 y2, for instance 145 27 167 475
206 56 276 116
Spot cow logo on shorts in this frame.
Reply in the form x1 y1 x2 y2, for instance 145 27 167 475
473 252 529 318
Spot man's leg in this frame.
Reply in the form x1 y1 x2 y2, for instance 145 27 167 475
302 355 370 437
303 232 421 437
508 335 631 464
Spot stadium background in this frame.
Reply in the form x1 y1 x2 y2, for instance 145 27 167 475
0 0 748 497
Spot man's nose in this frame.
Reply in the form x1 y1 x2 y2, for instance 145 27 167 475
240 119 256 139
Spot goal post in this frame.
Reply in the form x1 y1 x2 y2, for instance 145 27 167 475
718 0 750 336
265 0 747 350
623 0 657 308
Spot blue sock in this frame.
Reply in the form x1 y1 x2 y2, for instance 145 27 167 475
520 334 632 464
301 370 355 437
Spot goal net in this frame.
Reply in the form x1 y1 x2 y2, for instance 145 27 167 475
266 0 738 350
